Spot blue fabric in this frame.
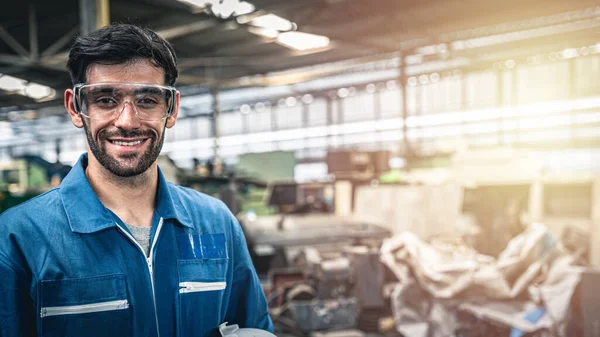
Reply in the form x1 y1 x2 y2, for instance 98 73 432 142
509 307 546 337
177 233 228 259
0 153 273 337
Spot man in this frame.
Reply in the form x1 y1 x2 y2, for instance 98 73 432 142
0 24 273 337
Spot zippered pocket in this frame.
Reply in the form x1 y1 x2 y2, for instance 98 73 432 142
176 259 228 336
40 299 129 318
179 281 226 294
40 274 132 337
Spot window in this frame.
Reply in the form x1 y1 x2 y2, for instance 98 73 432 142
544 184 592 218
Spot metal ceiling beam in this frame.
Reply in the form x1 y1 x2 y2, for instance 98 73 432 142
41 27 78 58
177 50 402 87
36 19 221 67
29 5 39 60
0 26 29 58
158 19 219 40
0 54 31 67
0 52 68 74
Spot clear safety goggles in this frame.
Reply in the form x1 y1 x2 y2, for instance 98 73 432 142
73 82 176 121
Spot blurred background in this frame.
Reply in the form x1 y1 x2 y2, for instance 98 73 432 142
1 0 600 336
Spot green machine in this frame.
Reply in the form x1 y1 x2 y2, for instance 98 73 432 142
0 155 72 213
177 174 277 217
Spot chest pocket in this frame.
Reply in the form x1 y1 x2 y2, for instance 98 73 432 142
39 274 131 337
176 258 228 337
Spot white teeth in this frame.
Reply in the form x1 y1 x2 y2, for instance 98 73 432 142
110 140 144 146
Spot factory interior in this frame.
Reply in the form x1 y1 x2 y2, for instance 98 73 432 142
1 0 600 336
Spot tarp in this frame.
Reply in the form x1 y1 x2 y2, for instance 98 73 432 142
380 223 581 337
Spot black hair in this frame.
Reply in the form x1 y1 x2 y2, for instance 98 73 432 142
67 24 178 86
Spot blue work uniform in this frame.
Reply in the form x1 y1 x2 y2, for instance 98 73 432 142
0 154 273 337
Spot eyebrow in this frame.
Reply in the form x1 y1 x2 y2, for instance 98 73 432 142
135 86 165 95
85 86 166 96
85 87 116 95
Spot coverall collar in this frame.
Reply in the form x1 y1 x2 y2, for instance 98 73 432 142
60 153 193 233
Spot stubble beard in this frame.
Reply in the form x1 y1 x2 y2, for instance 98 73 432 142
82 119 165 177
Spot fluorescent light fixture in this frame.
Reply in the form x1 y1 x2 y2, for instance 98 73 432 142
0 75 55 101
251 14 295 31
276 32 330 51
0 75 27 91
24 83 55 100
177 0 254 18
247 26 279 39
233 1 255 16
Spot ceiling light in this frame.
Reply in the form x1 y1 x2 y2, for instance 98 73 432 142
0 75 27 91
247 26 279 39
255 102 266 111
240 104 251 114
178 0 254 19
561 48 578 59
209 0 237 19
24 83 55 100
251 14 295 32
301 94 313 104
285 96 297 107
276 32 330 51
0 75 55 101
233 1 255 16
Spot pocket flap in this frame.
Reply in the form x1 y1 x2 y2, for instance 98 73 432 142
41 274 127 307
177 259 228 282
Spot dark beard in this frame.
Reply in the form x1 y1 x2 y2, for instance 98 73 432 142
82 119 165 177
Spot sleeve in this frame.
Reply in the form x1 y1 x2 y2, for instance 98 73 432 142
0 256 36 337
224 217 274 332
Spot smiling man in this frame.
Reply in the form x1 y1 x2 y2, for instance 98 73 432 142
0 24 273 337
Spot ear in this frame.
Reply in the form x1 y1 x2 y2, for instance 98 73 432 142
65 88 84 129
165 90 180 129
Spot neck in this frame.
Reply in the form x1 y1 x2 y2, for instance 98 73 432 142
85 154 158 227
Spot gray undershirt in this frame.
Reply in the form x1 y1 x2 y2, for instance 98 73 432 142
125 223 152 257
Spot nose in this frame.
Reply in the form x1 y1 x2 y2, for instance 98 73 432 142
113 101 142 129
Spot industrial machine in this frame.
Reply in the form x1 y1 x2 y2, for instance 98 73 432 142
0 155 71 213
266 246 389 336
237 181 393 336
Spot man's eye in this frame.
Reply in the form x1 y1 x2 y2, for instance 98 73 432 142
138 97 160 108
95 97 117 105
140 98 157 104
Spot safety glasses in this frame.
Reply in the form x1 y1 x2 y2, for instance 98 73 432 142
73 82 177 121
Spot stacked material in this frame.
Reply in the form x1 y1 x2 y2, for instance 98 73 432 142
381 223 581 337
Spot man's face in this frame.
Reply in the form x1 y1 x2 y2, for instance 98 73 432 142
66 59 179 177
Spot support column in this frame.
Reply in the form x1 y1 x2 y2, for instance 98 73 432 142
211 85 220 162
568 58 577 146
55 138 62 164
496 69 504 145
29 5 39 61
79 0 110 34
399 56 410 156
326 97 333 149
97 0 110 28
591 178 600 266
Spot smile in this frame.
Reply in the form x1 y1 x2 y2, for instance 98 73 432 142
108 139 146 146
